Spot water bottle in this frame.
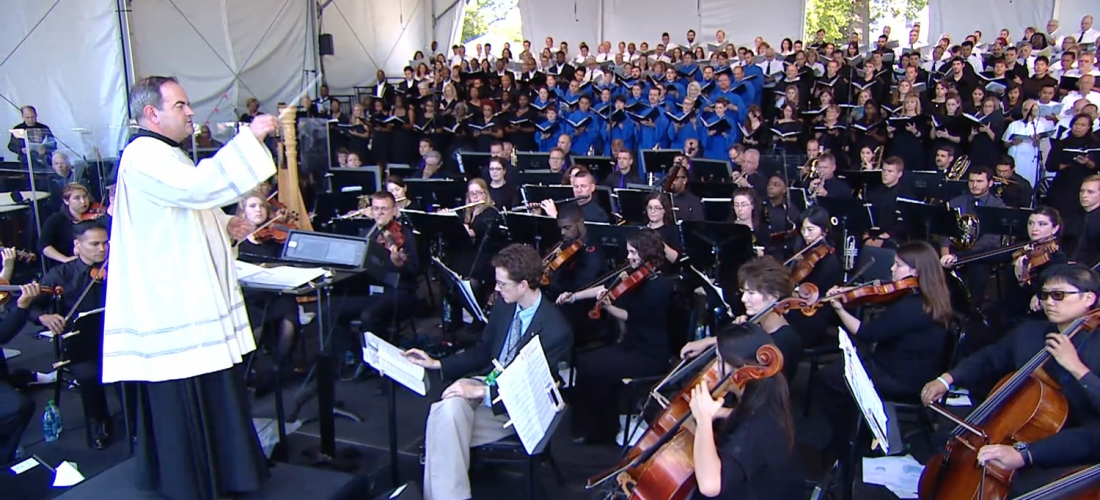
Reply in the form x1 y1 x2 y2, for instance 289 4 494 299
442 298 453 327
42 400 61 442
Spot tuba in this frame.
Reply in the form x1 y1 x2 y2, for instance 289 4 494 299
951 205 980 250
946 155 971 181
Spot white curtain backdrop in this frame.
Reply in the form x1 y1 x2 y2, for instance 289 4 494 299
0 0 128 159
433 0 466 58
320 0 436 94
129 0 315 132
521 0 805 52
1055 1 1095 38
928 0 1055 43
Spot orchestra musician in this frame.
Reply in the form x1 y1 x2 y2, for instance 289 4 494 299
786 206 843 347
863 156 915 247
681 256 804 381
540 168 610 223
663 164 704 222
921 263 1100 495
939 166 1007 306
642 192 683 264
689 323 805 499
402 244 573 500
543 206 606 302
729 188 770 255
441 178 502 310
820 241 952 461
558 229 672 444
0 283 41 463
30 221 111 449
763 174 800 257
1062 174 1100 266
996 207 1067 328
975 424 1100 491
38 183 97 265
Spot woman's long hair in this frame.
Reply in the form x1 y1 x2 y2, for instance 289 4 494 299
714 323 795 450
465 178 495 224
793 205 833 251
896 241 953 326
644 192 675 226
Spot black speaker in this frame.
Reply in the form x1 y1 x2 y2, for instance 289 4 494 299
371 482 422 500
319 34 334 56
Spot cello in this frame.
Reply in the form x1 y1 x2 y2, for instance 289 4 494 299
918 308 1100 500
1013 463 1100 500
585 284 818 498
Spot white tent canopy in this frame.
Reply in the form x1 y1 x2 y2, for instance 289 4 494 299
0 0 1094 160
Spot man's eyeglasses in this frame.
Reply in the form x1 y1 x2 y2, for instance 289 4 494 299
1039 290 1085 301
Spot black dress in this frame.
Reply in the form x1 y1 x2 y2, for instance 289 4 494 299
770 324 803 382
887 115 928 171
695 412 806 500
786 250 842 346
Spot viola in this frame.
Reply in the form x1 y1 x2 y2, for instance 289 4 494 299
541 240 584 286
919 308 1100 500
0 280 62 305
805 277 920 314
789 241 835 283
589 262 656 319
1014 240 1060 285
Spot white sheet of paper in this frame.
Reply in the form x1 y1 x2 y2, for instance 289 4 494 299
495 336 560 454
10 457 37 474
362 332 428 396
235 261 327 289
862 455 924 498
838 329 893 454
431 257 487 323
52 461 85 487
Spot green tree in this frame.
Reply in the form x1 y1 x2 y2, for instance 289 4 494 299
461 0 516 43
805 0 854 42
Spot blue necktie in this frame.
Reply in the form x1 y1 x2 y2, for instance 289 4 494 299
500 315 523 365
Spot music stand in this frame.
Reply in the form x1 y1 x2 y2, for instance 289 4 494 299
815 197 874 236
401 210 475 266
680 221 754 273
640 149 680 176
690 182 736 199
692 158 733 182
403 178 466 210
516 151 551 171
586 222 635 259
897 198 960 243
458 151 492 177
701 198 732 222
329 166 382 194
518 170 565 186
574 155 615 181
788 188 809 213
613 188 658 225
431 257 488 324
522 185 572 206
502 211 560 253
973 205 1031 240
840 170 883 198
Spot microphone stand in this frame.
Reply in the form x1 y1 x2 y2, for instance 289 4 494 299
1028 108 1045 207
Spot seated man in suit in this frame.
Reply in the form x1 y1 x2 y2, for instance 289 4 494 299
403 244 573 500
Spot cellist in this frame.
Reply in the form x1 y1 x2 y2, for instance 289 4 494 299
689 323 805 499
921 263 1100 494
976 424 1100 487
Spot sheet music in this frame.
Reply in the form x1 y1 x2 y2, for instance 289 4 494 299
235 260 328 289
76 307 105 320
494 336 562 454
689 265 733 316
431 256 488 323
838 329 893 454
361 332 428 396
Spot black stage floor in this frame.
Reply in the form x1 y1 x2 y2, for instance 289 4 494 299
2 285 915 499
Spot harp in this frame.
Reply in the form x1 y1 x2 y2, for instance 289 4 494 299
275 104 313 231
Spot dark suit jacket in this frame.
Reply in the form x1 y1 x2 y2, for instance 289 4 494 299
439 293 573 414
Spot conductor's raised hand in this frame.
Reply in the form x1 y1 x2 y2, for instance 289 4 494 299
402 348 441 370
248 114 280 141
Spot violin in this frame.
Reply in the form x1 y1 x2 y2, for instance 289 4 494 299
1014 239 1060 285
0 280 62 305
541 240 584 285
2 248 37 263
805 277 920 314
90 262 107 281
79 203 107 221
788 240 835 283
589 262 657 319
254 222 298 243
919 308 1100 500
376 219 405 252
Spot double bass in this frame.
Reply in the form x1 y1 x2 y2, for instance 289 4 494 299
918 309 1100 500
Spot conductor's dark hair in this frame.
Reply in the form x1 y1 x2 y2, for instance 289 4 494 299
1042 263 1100 307
714 323 794 449
738 256 793 301
491 244 543 289
130 76 180 120
556 204 584 223
73 220 107 240
626 229 665 264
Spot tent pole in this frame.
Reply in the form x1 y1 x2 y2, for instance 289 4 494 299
116 0 134 120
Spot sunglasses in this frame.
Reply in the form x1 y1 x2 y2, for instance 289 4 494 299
1038 290 1086 301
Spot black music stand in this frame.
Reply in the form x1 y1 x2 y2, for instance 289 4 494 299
458 151 492 178
503 212 559 253
788 187 809 213
585 222 635 259
518 169 565 186
516 151 551 171
522 184 572 206
973 205 1031 240
896 198 960 242
614 189 660 225
690 182 736 199
640 149 680 176
403 178 466 210
680 221 754 274
692 159 732 182
701 198 732 222
840 170 883 198
329 166 381 194
574 155 615 181
815 198 874 235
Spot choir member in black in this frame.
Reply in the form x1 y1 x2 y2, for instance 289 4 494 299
771 103 803 154
7 105 55 170
814 105 848 163
805 152 853 199
786 207 843 348
945 57 977 100
0 283 40 463
506 92 537 151
927 93 967 162
485 157 520 209
863 156 915 247
233 193 301 393
31 221 111 448
39 183 95 266
681 257 804 382
848 101 887 158
688 323 805 500
664 164 704 222
1062 175 1100 266
968 96 1007 162
997 207 1067 329
1046 115 1100 219
993 156 1035 208
740 105 768 150
540 169 610 223
921 263 1100 495
729 188 770 254
471 101 504 152
926 81 951 116
559 229 672 444
369 100 394 165
763 174 800 258
886 94 928 171
643 192 682 264
604 150 642 189
346 103 373 165
821 241 952 459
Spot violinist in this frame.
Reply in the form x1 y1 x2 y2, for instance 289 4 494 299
557 229 672 444
997 207 1067 327
544 206 606 301
232 192 301 393
663 164 704 222
786 206 843 346
29 221 112 449
820 241 952 461
38 183 94 265
642 192 682 264
921 264 1100 495
689 323 805 499
681 256 804 381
